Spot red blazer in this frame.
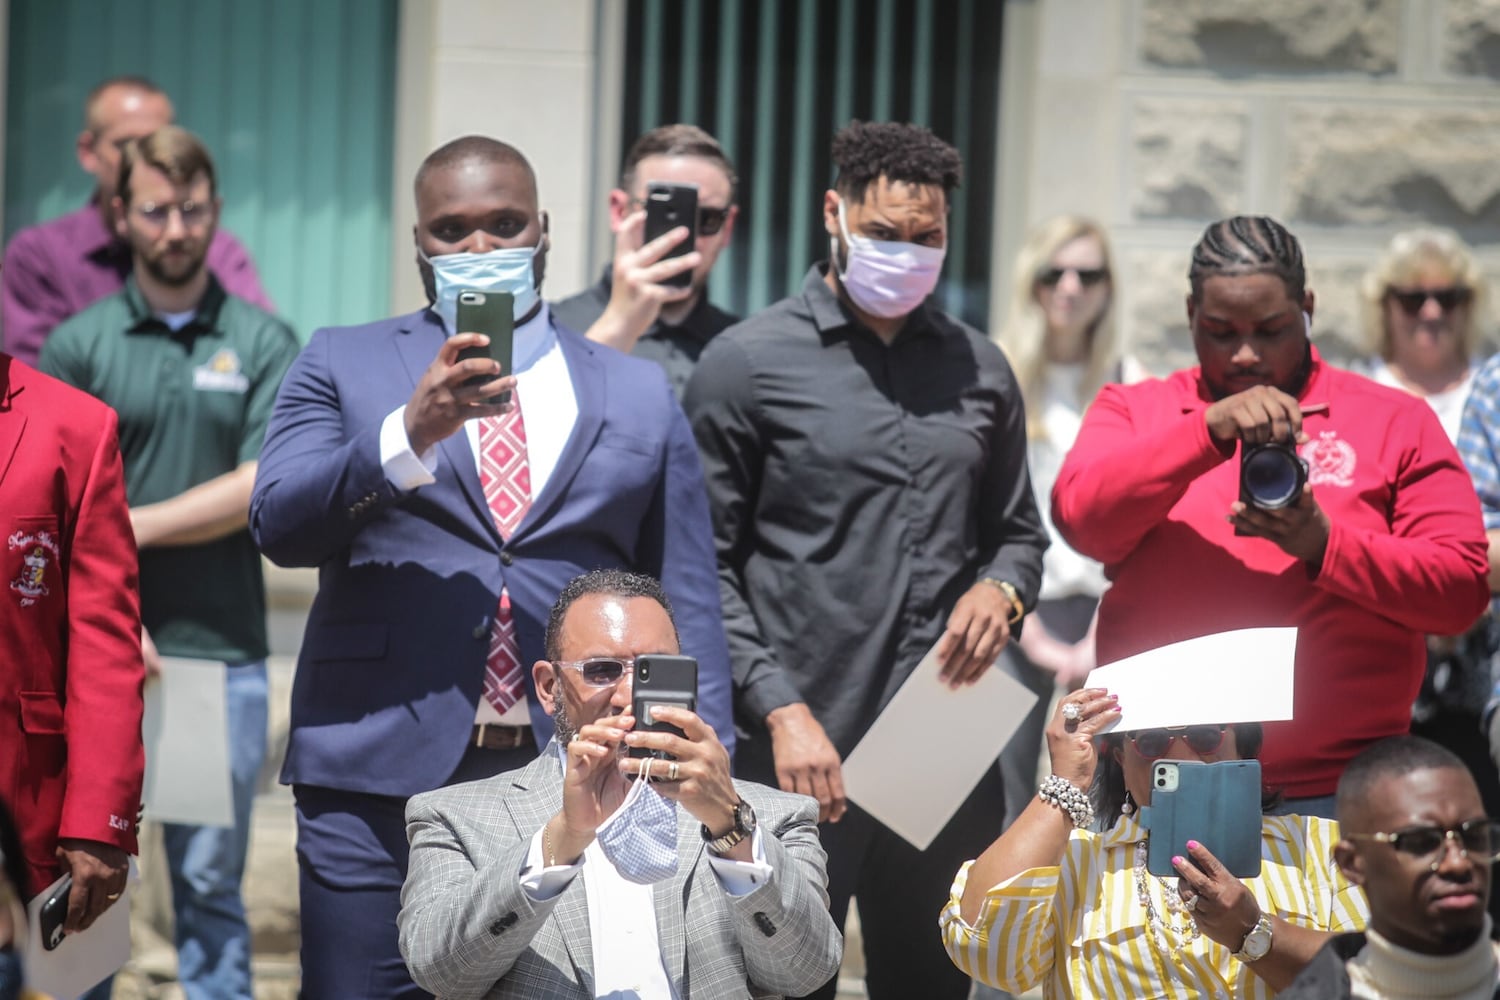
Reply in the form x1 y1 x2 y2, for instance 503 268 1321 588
0 355 143 897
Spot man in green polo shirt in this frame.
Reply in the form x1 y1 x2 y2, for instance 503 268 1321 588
39 125 297 1000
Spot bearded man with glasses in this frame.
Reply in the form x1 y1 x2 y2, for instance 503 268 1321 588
38 125 299 1000
1281 735 1500 999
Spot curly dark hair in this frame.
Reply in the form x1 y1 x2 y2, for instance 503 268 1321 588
830 120 963 204
543 569 678 661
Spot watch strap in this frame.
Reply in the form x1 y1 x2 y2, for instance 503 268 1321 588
1233 914 1274 962
702 798 755 855
980 578 1026 624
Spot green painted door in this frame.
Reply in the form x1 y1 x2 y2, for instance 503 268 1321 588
4 0 398 340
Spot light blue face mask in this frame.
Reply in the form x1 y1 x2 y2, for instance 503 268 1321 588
420 242 543 333
594 759 680 885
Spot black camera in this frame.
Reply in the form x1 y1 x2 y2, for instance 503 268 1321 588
1239 441 1307 511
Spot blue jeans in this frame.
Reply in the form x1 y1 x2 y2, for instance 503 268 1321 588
164 659 268 1000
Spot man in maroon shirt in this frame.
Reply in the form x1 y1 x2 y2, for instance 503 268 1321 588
1 76 271 365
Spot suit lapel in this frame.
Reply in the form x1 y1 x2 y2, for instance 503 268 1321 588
503 748 595 993
657 804 705 995
0 362 25 491
510 330 604 544
393 317 502 548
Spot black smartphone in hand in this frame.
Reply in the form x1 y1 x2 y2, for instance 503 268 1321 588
38 874 71 951
454 289 515 405
643 182 698 289
629 654 698 760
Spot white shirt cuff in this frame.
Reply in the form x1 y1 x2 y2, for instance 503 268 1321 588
519 828 583 901
705 828 773 896
380 405 439 489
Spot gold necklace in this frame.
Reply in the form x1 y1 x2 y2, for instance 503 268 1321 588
1133 839 1200 953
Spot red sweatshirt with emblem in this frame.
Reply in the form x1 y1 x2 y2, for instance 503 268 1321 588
1053 349 1489 798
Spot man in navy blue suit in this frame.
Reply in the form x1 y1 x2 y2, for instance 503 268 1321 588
250 135 734 999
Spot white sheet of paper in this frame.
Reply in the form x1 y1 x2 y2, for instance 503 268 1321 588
843 641 1037 851
1084 627 1297 732
142 657 233 827
24 863 136 998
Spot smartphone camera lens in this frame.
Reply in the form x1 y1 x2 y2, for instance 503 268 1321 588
1156 777 1166 787
638 663 650 681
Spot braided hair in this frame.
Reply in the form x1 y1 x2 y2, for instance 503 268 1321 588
1188 216 1306 303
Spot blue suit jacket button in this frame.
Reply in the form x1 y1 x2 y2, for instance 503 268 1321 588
500 551 514 566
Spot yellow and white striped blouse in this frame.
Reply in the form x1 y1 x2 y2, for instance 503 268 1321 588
940 814 1368 1000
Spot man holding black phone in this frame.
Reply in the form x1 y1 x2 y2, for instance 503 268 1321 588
552 124 740 398
251 135 733 999
399 569 841 1000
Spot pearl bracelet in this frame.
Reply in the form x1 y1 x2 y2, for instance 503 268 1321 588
1038 774 1094 829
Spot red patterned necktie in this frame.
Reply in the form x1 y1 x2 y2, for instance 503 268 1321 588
478 388 532 713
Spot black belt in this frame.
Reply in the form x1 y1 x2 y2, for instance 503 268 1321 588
472 723 533 751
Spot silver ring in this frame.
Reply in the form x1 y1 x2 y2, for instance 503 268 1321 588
668 761 680 781
1061 702 1082 723
105 892 122 901
1181 891 1199 912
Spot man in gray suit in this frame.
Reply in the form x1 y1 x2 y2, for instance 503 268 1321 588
399 569 842 999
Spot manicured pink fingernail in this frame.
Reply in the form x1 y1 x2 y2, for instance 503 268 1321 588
1187 840 1200 850
1172 855 1184 866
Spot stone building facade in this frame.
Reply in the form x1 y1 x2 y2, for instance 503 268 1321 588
997 0 1500 373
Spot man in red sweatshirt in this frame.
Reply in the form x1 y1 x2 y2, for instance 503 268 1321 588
1053 215 1489 815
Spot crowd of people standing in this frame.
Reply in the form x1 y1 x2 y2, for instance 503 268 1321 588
2 73 1498 1000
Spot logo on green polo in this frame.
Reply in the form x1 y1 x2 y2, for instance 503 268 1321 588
193 348 250 393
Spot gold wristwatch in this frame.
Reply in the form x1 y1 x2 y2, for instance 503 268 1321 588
1233 914 1274 963
980 578 1026 625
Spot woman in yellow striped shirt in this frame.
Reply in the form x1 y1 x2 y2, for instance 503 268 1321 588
941 688 1369 998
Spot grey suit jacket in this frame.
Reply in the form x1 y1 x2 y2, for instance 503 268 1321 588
398 749 842 999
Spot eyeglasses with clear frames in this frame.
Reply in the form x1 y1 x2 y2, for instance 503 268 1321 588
552 656 637 688
1345 818 1500 871
133 200 212 229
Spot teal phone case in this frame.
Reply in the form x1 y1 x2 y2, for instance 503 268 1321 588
1146 759 1263 878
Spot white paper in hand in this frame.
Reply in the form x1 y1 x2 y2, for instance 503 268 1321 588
143 657 233 827
843 641 1037 851
1083 627 1297 732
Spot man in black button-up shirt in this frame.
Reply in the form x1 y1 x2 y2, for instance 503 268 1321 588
684 121 1047 1000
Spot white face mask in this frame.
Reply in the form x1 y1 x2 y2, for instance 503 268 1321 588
831 197 946 319
420 243 543 333
594 759 680 885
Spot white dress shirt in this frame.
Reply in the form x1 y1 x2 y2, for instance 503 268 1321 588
517 768 773 1000
378 304 580 723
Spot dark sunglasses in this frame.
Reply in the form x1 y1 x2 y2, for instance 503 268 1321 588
1346 818 1500 870
630 198 730 237
553 656 635 688
1388 287 1472 316
1128 725 1227 761
1037 266 1109 288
